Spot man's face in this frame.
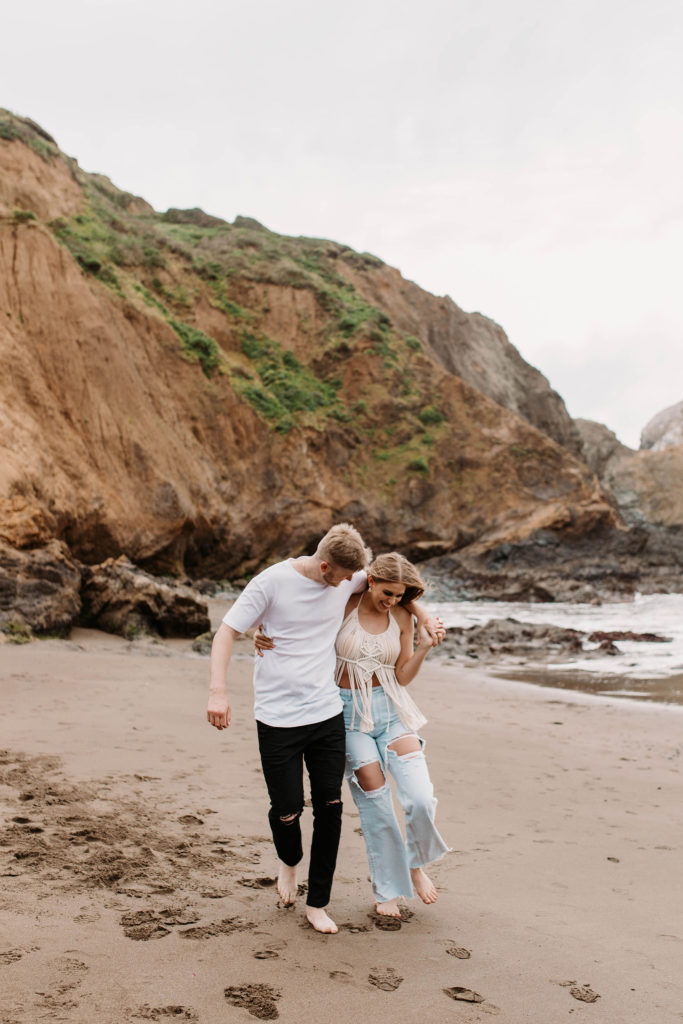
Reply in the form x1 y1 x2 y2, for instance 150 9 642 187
320 561 354 587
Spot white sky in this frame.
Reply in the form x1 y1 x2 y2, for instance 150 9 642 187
3 0 682 448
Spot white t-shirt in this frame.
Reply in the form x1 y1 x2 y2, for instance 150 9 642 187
223 560 367 727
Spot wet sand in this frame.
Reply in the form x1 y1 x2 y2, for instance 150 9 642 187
2 630 683 1023
495 666 683 706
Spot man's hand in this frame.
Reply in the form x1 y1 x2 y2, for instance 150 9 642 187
421 614 445 646
207 693 231 730
254 624 275 659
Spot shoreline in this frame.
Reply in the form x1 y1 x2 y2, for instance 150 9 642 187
1 631 683 1022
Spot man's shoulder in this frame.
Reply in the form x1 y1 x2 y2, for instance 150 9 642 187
250 560 292 584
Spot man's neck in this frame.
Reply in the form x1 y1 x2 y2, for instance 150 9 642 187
291 555 325 583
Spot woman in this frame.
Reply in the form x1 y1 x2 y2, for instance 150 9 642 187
335 552 449 917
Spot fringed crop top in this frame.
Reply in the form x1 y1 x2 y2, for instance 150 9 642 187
335 602 427 733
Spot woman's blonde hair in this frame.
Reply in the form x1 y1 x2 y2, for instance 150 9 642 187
368 552 425 605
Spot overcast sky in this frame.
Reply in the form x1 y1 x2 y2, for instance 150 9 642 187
4 0 682 448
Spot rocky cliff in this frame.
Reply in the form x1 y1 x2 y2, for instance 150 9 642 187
0 109 620 588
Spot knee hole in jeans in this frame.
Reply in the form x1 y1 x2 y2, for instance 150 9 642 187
279 810 301 826
387 734 423 759
353 761 386 794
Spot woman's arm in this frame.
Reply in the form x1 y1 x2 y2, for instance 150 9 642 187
393 607 444 686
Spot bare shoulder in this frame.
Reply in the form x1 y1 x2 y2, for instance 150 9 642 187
391 605 412 632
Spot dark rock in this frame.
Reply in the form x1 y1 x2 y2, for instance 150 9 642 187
0 539 81 637
587 630 671 643
422 522 683 604
79 556 210 638
191 631 214 655
440 619 585 662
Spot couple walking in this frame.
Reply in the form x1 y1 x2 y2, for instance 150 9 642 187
206 523 449 933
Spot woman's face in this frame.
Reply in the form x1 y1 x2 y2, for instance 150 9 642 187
368 577 406 612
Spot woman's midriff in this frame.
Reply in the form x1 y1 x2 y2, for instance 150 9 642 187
337 669 382 689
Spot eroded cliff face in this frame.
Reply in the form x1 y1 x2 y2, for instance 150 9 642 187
0 111 617 577
337 263 583 455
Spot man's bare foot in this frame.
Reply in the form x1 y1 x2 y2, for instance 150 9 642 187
411 867 437 904
305 907 338 933
375 898 402 917
277 862 298 905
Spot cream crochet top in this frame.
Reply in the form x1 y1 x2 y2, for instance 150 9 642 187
335 599 427 733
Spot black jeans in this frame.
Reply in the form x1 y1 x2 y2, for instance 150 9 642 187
256 712 345 908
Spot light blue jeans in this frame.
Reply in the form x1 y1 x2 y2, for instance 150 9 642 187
341 686 450 903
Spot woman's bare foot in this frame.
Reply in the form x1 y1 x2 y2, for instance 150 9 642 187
375 898 402 917
305 906 338 933
277 862 298 905
411 867 437 904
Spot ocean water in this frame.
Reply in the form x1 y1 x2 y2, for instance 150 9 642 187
426 593 683 705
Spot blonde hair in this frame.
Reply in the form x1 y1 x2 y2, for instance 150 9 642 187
316 523 372 572
368 552 425 604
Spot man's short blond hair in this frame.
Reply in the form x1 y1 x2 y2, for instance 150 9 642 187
316 523 372 572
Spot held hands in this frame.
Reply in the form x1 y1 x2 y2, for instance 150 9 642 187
420 615 446 648
253 624 275 658
207 694 231 730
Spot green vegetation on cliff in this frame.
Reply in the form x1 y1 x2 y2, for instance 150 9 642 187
24 142 439 468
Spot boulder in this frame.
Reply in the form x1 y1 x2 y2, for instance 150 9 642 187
640 400 683 451
80 556 210 638
0 539 81 637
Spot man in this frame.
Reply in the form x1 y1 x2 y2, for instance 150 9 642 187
207 523 437 933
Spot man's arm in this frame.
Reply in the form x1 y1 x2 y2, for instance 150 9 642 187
404 598 443 646
207 623 240 729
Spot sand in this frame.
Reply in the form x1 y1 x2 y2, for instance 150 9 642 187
2 626 683 1024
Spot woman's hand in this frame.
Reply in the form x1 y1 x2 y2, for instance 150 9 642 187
254 624 275 658
421 616 445 647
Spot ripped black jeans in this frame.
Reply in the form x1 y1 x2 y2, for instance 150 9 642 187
256 712 345 908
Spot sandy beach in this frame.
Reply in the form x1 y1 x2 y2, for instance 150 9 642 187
2 625 683 1024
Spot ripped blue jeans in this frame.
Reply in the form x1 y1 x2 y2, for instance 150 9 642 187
341 687 450 903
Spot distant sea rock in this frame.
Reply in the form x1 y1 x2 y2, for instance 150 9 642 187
640 400 683 451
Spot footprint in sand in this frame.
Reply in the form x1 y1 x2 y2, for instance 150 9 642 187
121 910 172 941
445 941 471 959
179 916 256 940
570 985 600 1003
133 1006 198 1021
368 967 403 992
254 950 280 960
120 906 200 940
0 948 28 963
338 922 371 934
238 876 276 889
372 915 401 931
329 970 353 983
443 986 485 1003
177 815 204 826
224 983 281 1020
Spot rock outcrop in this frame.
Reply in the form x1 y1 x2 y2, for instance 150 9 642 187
0 539 82 636
640 400 683 452
575 416 683 537
0 108 618 579
574 419 633 478
79 557 210 638
439 618 671 664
